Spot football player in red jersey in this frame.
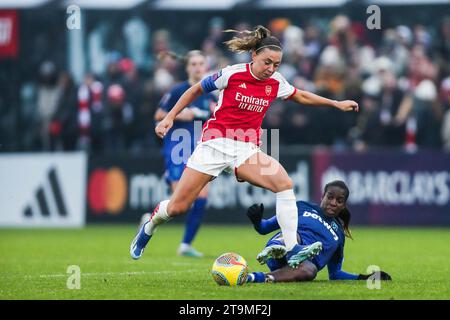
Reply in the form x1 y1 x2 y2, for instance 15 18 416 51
153 51 216 258
131 26 358 267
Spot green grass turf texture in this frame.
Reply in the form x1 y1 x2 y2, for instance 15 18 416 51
1 225 449 300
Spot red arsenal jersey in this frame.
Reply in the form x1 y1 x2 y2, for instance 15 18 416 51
200 63 296 145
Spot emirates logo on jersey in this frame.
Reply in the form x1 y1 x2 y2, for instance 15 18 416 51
235 92 269 113
265 85 272 96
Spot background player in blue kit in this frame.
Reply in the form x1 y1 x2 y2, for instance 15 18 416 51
153 50 217 257
246 180 392 283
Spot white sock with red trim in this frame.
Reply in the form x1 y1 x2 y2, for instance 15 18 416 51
144 200 171 235
275 189 298 251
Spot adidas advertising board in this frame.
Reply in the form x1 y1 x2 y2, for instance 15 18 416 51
0 153 87 227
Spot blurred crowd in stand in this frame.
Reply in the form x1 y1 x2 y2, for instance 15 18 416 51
3 14 450 154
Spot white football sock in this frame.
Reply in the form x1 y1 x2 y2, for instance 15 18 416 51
275 189 298 251
265 274 275 283
144 200 171 235
179 243 191 251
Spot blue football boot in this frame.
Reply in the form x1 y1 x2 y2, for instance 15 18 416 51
130 220 152 260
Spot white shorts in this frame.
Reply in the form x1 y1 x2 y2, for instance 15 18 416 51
186 138 260 177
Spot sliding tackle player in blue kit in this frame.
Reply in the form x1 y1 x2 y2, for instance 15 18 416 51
246 180 392 283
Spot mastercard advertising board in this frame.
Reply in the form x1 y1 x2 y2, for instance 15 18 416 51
86 154 170 223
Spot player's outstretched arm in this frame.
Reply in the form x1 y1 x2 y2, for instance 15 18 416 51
155 83 203 138
328 260 392 281
357 271 392 281
327 259 359 280
246 204 280 235
154 108 195 122
290 89 359 112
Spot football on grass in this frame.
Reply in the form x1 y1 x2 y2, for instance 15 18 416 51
211 252 248 286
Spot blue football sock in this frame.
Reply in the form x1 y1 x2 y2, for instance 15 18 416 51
247 272 266 283
182 198 207 245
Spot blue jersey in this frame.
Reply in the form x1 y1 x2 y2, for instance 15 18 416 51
258 201 358 280
159 81 216 161
159 81 216 182
296 201 345 271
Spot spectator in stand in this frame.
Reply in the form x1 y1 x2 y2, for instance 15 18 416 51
153 50 178 95
50 72 78 150
9 13 450 153
351 57 406 150
103 51 124 89
395 80 442 150
104 84 134 152
35 60 61 151
440 77 450 150
435 17 450 80
77 74 105 153
119 58 145 152
408 44 438 88
133 80 162 151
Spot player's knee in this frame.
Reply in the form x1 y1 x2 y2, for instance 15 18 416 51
167 201 189 216
294 264 317 282
294 272 315 282
303 265 318 281
273 177 293 192
304 269 317 281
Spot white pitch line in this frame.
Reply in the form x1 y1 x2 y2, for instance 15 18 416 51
23 269 205 279
171 262 199 266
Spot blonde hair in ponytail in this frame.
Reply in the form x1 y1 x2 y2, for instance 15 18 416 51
224 25 279 53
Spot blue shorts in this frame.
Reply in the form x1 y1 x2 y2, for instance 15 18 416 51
264 232 319 271
264 232 288 271
164 155 187 184
164 164 185 184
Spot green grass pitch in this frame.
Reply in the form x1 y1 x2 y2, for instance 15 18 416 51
1 225 449 300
